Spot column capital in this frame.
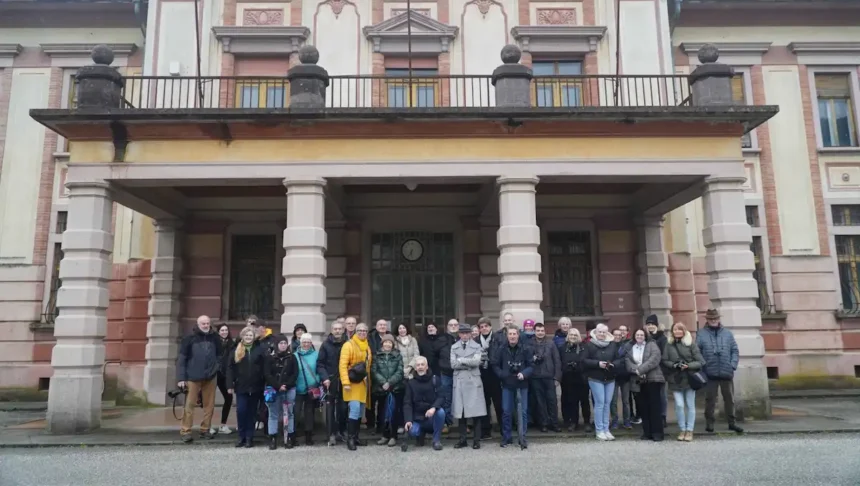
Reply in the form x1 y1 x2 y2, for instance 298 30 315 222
65 180 112 196
703 176 747 192
283 177 327 189
634 215 665 228
152 219 183 231
497 176 539 186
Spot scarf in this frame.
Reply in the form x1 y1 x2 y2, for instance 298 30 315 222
589 329 613 348
632 342 645 365
351 334 369 354
398 335 411 347
479 333 492 351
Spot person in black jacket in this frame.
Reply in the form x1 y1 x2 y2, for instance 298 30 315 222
261 333 298 450
558 328 591 432
212 324 236 435
226 326 267 448
401 356 446 452
176 315 222 443
493 327 534 450
475 317 501 438
645 314 669 427
582 323 626 441
419 322 456 429
317 319 348 446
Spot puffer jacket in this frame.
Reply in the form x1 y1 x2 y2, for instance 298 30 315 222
176 327 222 382
264 348 298 391
530 336 562 381
662 331 705 391
624 340 665 387
582 330 626 383
403 372 444 423
696 324 738 380
371 349 405 395
295 347 321 394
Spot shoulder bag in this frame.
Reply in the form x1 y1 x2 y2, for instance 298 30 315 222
674 342 708 390
347 344 369 384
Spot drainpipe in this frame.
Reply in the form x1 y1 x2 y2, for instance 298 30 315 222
133 0 148 37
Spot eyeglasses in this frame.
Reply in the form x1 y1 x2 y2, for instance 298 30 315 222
357 330 368 333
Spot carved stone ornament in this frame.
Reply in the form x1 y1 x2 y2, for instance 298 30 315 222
243 9 284 26
328 0 347 17
474 0 494 16
391 8 431 17
536 9 576 25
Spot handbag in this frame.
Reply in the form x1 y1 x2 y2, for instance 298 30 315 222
347 345 369 384
673 342 708 390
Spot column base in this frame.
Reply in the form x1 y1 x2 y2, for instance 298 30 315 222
46 373 102 434
143 362 176 406
733 364 772 420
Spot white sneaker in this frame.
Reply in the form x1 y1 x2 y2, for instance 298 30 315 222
255 422 263 430
218 425 232 435
208 427 217 435
596 431 608 441
397 427 404 434
605 431 616 441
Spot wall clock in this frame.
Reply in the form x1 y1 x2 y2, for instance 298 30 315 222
401 239 424 262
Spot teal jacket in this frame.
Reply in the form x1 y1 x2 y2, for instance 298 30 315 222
295 347 321 394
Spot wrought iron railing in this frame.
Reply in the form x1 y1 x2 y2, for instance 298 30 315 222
116 74 693 110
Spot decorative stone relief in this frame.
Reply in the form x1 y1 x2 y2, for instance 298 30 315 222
326 0 349 17
474 0 494 16
243 9 284 26
536 8 576 25
391 8 432 16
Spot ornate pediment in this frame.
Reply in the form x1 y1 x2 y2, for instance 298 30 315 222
363 10 459 54
510 25 606 54
212 26 310 55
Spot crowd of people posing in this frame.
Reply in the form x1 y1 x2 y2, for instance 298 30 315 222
175 308 743 451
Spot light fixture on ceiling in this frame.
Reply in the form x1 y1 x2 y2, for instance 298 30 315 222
405 183 418 191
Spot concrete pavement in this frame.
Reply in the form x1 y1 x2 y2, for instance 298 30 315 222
1 435 859 486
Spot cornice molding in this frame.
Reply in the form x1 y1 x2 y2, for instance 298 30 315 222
510 25 607 53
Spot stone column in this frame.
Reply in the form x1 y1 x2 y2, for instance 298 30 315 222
282 177 327 341
46 181 113 433
143 219 183 405
497 176 543 324
702 176 770 418
636 216 673 327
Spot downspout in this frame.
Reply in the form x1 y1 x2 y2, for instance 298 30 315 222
133 0 148 38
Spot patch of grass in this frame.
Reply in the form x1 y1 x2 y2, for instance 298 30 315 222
0 387 49 402
770 374 860 391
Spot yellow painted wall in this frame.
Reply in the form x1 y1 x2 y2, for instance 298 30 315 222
70 137 741 164
673 26 860 46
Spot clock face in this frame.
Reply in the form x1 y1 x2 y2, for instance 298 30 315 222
401 239 424 262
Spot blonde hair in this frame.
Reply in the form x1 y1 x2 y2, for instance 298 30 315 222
672 322 688 334
567 328 581 342
234 326 256 363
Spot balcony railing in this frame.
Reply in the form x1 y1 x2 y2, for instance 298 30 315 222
117 74 692 110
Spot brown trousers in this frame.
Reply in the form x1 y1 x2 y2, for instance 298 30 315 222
180 378 217 436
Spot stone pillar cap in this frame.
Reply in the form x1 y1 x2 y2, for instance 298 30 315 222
287 45 330 86
75 44 123 83
491 44 533 86
689 43 734 85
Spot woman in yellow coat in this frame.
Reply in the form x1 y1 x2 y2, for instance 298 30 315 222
339 322 372 450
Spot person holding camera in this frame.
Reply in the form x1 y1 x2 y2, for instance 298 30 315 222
530 323 561 433
493 326 534 450
261 333 298 450
401 356 446 452
475 316 501 439
583 323 625 441
559 328 591 433
176 315 223 444
339 322 373 451
697 308 743 434
625 329 665 442
227 326 267 448
317 319 349 446
663 322 704 442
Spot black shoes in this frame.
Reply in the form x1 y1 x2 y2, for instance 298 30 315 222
268 435 277 450
304 431 314 446
519 440 528 450
198 431 214 440
400 438 410 452
244 439 254 448
181 435 193 444
235 439 246 448
472 441 481 450
285 433 295 449
432 442 443 451
729 424 744 434
346 420 358 451
454 440 469 449
705 424 715 433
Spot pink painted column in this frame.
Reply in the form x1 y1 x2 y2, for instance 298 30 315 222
497 176 543 324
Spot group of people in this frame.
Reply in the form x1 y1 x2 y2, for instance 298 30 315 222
175 308 743 451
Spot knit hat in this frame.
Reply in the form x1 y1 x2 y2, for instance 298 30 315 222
275 334 290 345
645 314 659 325
523 319 535 329
300 333 313 343
381 333 396 345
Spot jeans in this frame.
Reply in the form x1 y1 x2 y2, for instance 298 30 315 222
587 379 615 433
180 377 217 436
440 374 454 425
704 378 736 426
408 409 446 443
610 380 631 423
235 392 260 442
634 382 664 439
529 378 558 428
673 388 696 432
501 387 529 443
265 388 296 437
348 400 366 420
216 373 233 425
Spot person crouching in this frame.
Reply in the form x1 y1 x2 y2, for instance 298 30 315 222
401 356 446 452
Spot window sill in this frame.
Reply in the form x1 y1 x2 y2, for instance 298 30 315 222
818 147 860 155
53 151 70 162
742 147 760 155
29 321 55 333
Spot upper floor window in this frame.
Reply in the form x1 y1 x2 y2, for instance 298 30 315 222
815 73 858 148
731 73 752 148
236 80 288 108
547 231 594 316
385 69 438 108
67 74 78 109
833 204 860 226
533 61 583 108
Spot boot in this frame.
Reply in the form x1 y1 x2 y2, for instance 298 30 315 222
354 424 367 447
473 420 482 449
304 431 314 446
289 433 299 448
327 434 337 447
347 419 358 451
728 423 744 434
268 434 277 450
454 419 469 448
285 433 294 449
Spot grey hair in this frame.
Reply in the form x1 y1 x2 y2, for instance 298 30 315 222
414 356 428 366
557 316 572 327
595 323 610 333
356 322 369 331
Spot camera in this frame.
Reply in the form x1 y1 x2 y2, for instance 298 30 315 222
566 361 578 370
507 361 523 374
533 354 545 364
167 387 187 399
674 361 687 369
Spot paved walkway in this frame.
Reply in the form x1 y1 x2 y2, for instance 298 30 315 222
2 395 860 447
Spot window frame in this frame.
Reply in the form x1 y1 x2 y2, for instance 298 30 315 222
541 221 600 319
808 67 860 151
827 201 860 314
531 60 585 108
221 223 283 323
384 68 441 108
732 67 758 151
234 79 290 109
744 203 776 315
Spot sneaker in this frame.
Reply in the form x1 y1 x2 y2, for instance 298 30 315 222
596 431 608 441
209 427 218 435
199 431 215 440
377 437 388 446
623 421 633 430
609 419 618 430
631 417 642 425
181 434 193 444
605 431 616 441
397 427 404 435
218 425 233 435
388 438 397 447
432 441 443 451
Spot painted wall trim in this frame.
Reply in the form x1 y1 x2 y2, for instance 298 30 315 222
211 26 310 54
511 25 606 53
0 44 22 68
788 41 860 65
364 10 459 55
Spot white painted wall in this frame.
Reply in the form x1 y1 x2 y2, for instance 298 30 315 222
0 28 142 47
763 66 820 255
0 69 50 264
619 1 660 75
157 2 199 77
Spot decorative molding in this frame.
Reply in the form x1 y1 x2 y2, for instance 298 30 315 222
40 43 138 57
243 9 285 25
536 8 576 25
510 25 606 53
325 0 349 17
474 0 494 15
390 8 431 16
679 42 772 56
363 10 459 55
212 26 310 55
0 44 22 67
788 41 860 65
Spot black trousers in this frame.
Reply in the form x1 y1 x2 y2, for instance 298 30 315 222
634 382 664 440
480 368 502 431
366 394 379 429
296 393 317 433
375 392 405 439
529 377 558 427
216 372 233 425
560 376 590 426
326 390 347 437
